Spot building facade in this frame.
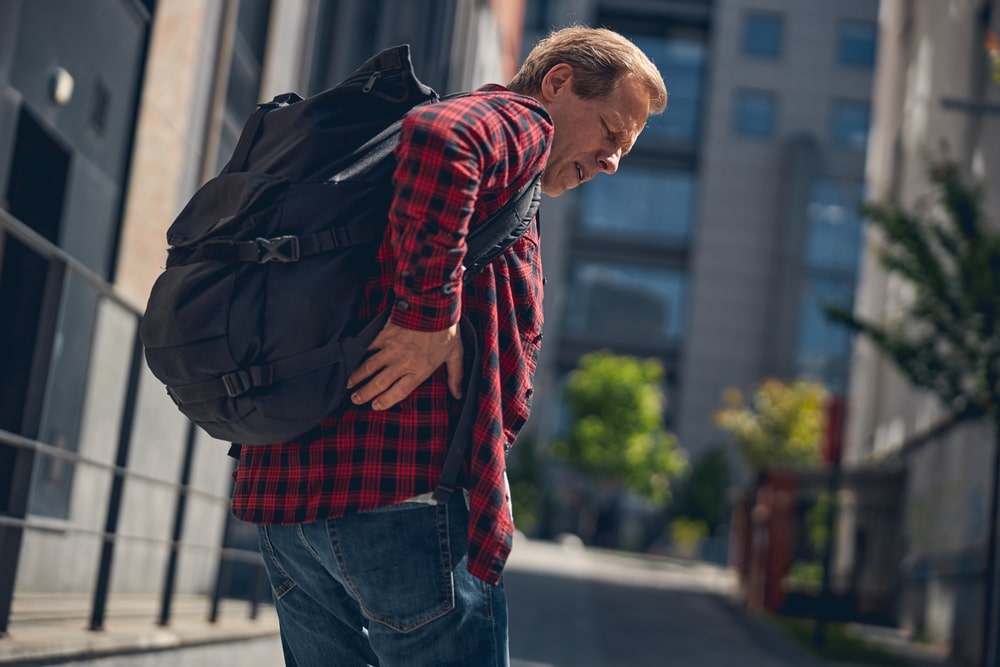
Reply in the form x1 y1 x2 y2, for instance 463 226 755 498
840 0 1000 662
0 0 525 644
522 0 878 477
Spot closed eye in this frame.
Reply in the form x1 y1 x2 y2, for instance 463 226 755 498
601 118 632 156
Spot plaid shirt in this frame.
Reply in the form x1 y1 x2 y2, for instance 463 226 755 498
231 85 553 584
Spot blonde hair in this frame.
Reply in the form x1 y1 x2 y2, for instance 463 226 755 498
509 26 668 114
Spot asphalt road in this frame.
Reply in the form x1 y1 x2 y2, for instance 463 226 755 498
505 536 821 667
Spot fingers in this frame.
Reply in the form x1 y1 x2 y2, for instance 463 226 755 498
345 320 464 410
359 371 421 411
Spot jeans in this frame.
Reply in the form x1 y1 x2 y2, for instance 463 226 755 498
256 491 509 667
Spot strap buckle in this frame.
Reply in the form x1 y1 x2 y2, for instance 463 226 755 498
256 236 300 263
221 370 253 397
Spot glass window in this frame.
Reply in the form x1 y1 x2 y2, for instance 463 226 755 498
805 179 865 272
565 262 687 345
796 277 855 394
580 168 696 241
628 33 706 141
743 12 783 57
837 21 877 67
831 99 870 149
734 90 776 137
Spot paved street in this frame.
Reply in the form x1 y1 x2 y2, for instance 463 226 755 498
506 536 818 667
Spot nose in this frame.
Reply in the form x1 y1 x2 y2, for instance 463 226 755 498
597 149 621 175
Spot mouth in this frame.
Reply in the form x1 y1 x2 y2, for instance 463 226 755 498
575 163 584 182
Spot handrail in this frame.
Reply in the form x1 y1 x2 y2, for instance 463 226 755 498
0 208 141 316
0 208 264 637
0 428 231 504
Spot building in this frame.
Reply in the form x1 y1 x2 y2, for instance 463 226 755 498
521 0 878 516
840 0 1000 663
0 0 525 659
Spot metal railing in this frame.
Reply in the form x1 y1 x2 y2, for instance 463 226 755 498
0 208 265 637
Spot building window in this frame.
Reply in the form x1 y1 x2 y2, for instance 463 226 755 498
742 12 783 57
837 21 877 67
734 90 776 137
564 262 687 346
214 0 272 174
580 167 696 241
627 31 706 142
796 276 854 394
831 99 870 149
796 179 866 394
805 180 865 272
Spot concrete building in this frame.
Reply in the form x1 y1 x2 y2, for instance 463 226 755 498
839 0 1000 663
521 1 878 484
0 0 525 660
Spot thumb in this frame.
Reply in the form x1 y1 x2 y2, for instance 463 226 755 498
445 338 464 400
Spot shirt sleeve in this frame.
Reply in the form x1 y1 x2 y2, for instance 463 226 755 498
387 93 552 331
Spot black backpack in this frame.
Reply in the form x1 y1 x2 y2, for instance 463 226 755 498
139 45 542 452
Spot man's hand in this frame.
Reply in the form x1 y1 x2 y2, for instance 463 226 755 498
346 320 464 410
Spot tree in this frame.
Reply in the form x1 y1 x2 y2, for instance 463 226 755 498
825 159 1000 667
671 446 732 535
714 378 829 469
553 351 685 506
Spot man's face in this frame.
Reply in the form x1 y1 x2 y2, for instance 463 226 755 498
537 65 651 197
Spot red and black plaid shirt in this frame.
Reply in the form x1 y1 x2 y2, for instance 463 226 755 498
231 85 553 584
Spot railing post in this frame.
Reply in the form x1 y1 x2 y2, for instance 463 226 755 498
0 447 36 636
89 327 144 631
158 420 198 627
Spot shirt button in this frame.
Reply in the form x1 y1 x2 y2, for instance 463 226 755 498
396 299 410 311
525 388 534 399
442 283 455 295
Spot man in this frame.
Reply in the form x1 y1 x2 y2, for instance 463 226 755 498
232 26 667 666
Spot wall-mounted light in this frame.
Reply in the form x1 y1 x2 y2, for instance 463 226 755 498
49 66 74 105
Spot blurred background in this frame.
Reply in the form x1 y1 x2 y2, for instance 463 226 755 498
0 0 999 665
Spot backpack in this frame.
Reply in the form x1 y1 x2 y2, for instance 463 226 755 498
139 45 542 451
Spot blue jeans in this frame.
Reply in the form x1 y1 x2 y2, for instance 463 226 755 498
256 491 509 667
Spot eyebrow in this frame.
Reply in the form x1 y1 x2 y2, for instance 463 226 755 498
602 116 635 156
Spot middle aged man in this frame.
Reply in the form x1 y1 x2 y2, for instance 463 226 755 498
233 26 668 667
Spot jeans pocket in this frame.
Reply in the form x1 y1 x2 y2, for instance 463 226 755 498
257 525 298 600
330 502 454 632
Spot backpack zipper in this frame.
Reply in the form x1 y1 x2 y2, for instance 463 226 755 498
362 71 381 93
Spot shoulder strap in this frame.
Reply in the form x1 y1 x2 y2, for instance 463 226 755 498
433 173 543 501
463 172 543 279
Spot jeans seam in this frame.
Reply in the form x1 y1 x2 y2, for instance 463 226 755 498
328 504 456 633
258 526 297 599
294 524 323 563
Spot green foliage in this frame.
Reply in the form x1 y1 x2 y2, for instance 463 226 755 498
804 492 833 552
552 350 685 506
826 159 1000 421
784 560 824 595
671 446 732 534
714 379 829 469
507 435 542 535
772 616 908 666
669 517 709 546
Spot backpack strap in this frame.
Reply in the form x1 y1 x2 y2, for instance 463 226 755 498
463 172 542 278
166 221 381 266
433 171 542 502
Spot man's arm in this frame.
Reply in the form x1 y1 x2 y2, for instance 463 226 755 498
345 102 483 410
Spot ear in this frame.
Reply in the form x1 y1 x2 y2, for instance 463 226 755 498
540 63 574 102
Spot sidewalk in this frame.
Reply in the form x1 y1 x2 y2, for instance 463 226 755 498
717 596 955 667
0 593 280 665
